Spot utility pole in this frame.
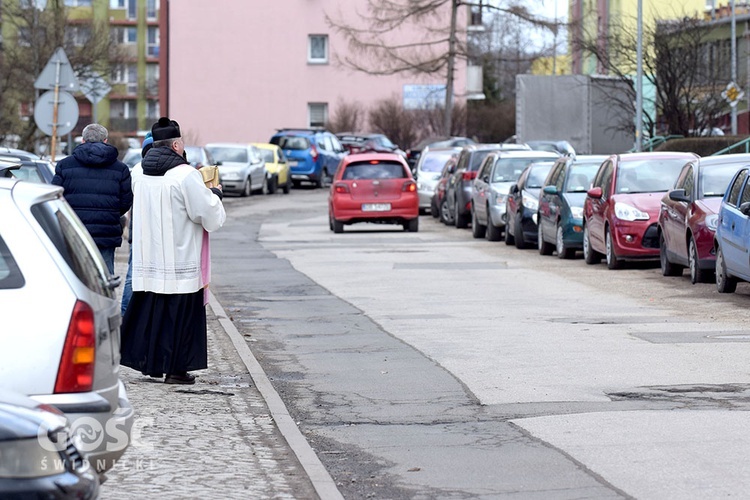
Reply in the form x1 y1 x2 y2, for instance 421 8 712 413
731 0 738 135
635 0 643 151
443 0 459 136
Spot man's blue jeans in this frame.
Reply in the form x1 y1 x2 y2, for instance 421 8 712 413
99 246 115 276
121 248 133 316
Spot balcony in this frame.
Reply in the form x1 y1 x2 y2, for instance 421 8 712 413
109 117 138 134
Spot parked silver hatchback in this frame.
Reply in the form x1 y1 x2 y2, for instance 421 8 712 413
0 177 134 473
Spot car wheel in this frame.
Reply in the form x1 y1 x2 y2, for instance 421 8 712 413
583 225 601 264
455 201 470 229
716 244 737 293
514 214 526 249
504 207 515 246
486 209 502 242
267 175 278 195
605 226 621 270
316 169 330 189
332 218 344 234
538 222 554 255
328 212 334 231
471 207 486 238
659 232 682 276
431 197 439 218
556 224 575 259
441 199 455 226
241 177 252 197
283 177 291 194
404 218 419 232
689 237 710 284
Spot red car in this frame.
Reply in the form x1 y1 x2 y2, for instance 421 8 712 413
583 152 697 269
658 154 750 283
328 152 419 233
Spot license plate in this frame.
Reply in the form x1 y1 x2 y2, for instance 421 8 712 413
291 174 305 179
362 203 391 212
288 160 298 166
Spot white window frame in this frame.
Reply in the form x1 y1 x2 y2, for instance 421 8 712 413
308 103 328 128
308 34 328 64
146 26 160 57
109 0 126 8
111 26 137 44
146 0 158 19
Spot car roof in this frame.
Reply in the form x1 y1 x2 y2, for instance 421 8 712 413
491 150 560 158
616 151 697 161
0 147 39 160
205 142 249 148
697 153 750 166
251 142 279 150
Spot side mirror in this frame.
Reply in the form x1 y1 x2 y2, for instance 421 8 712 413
215 160 222 166
740 202 750 216
668 188 690 203
482 175 489 183
587 186 603 199
510 184 520 194
543 185 558 195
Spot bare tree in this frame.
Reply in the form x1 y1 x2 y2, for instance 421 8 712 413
572 13 729 139
0 2 123 151
367 95 419 150
326 99 364 133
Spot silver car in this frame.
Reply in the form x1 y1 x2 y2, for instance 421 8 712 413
414 146 462 214
205 143 266 196
0 178 134 473
471 150 560 241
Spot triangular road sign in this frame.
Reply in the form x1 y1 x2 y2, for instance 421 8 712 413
34 47 80 92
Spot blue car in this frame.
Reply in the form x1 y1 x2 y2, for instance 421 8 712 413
537 155 607 258
269 128 347 188
714 166 750 293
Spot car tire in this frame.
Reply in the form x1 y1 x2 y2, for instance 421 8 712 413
504 209 515 246
241 178 252 197
431 198 440 218
715 244 737 293
689 237 710 284
659 232 682 276
267 175 278 195
404 218 419 232
556 224 575 259
605 226 621 270
441 199 455 226
486 210 502 242
471 207 486 238
583 224 601 264
283 177 291 194
332 218 344 234
538 223 554 255
514 214 526 249
455 201 470 229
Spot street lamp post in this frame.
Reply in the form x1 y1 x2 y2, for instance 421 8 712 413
635 0 643 152
731 0 738 135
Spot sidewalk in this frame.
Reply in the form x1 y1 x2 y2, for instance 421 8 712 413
99 250 335 499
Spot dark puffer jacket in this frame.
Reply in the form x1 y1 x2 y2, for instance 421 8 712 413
52 141 133 248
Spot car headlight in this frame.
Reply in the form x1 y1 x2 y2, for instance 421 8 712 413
614 202 649 221
0 437 66 478
494 193 507 206
705 214 719 231
522 193 538 212
222 172 240 181
570 206 584 219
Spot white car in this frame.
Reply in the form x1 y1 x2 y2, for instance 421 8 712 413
205 143 266 196
0 178 134 473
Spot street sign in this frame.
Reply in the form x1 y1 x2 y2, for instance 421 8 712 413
34 47 80 92
34 90 79 137
722 81 744 108
80 73 111 105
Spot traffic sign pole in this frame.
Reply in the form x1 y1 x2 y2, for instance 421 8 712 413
50 59 61 161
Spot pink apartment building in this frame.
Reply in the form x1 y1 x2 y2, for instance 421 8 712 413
164 0 467 146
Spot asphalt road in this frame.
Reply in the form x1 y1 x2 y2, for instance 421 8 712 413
210 187 750 499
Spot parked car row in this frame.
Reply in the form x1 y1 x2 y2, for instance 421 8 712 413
426 143 750 295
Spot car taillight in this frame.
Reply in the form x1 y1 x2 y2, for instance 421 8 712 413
462 171 477 181
310 145 318 161
402 180 417 192
55 301 95 393
334 183 350 194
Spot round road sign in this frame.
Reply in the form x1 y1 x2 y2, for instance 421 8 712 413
34 90 79 137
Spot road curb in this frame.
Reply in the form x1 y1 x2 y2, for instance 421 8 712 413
208 291 344 500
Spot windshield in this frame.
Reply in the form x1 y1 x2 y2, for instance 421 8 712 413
565 162 600 192
206 147 247 163
701 163 747 198
526 163 554 188
492 157 553 183
421 151 456 172
615 159 686 194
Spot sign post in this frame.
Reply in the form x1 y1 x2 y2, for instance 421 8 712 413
34 48 80 159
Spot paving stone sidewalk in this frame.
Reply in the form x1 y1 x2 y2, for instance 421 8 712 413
99 253 318 499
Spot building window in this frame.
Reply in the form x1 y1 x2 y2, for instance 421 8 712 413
110 99 136 119
127 0 136 19
111 26 137 44
146 100 160 119
65 26 91 46
18 28 31 47
146 64 159 94
146 0 158 19
308 35 328 64
109 0 126 7
308 103 327 128
111 63 137 94
147 27 160 57
64 0 92 6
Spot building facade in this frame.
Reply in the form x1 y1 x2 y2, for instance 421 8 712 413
164 0 467 146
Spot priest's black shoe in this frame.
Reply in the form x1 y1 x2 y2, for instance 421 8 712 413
165 372 196 385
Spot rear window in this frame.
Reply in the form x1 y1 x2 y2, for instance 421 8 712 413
206 147 248 163
342 161 407 180
0 235 24 289
469 150 496 171
258 149 275 163
31 200 113 298
11 165 46 183
421 151 456 172
273 136 310 151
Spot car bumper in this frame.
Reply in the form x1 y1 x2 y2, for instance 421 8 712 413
561 218 585 248
32 381 135 473
694 227 717 269
489 204 507 227
417 180 438 208
456 184 472 215
332 198 418 223
0 466 99 500
520 207 538 241
612 220 660 259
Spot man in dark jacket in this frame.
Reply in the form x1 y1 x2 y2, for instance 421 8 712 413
52 123 133 274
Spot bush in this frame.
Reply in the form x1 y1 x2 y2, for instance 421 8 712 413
654 136 749 156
